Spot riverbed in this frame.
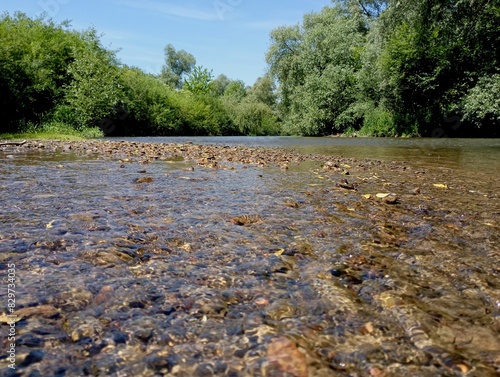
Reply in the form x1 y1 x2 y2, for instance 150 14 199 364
1 138 499 376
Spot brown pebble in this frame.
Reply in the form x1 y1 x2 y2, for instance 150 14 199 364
14 305 59 319
383 194 398 204
267 337 308 377
254 297 269 306
135 177 154 183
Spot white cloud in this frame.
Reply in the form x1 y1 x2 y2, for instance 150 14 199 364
242 20 292 31
116 0 218 21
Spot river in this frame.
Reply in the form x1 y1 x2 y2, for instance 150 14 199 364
107 136 500 172
1 137 499 376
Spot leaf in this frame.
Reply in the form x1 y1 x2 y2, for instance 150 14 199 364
362 194 372 199
376 193 390 198
433 183 448 189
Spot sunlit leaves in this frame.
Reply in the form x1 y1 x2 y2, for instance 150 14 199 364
183 66 214 95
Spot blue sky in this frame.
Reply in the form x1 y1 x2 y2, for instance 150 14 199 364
2 0 331 85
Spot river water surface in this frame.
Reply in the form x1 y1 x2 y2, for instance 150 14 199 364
1 137 499 376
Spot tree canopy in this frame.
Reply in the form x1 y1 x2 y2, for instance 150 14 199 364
266 0 499 136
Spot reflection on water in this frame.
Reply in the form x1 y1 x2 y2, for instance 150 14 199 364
106 136 500 172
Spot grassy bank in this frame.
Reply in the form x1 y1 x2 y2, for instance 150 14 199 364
0 122 103 141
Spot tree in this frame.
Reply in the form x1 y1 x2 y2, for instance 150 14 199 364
211 74 232 96
462 73 500 132
183 65 214 94
160 44 196 89
0 13 85 132
60 28 124 130
266 24 304 111
377 0 500 135
266 5 368 135
223 80 247 101
247 75 277 108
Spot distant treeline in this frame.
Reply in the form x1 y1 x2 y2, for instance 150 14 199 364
1 1 498 138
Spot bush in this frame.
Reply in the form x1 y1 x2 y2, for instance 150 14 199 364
224 99 280 136
359 106 397 137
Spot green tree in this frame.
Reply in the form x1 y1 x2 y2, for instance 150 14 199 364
0 13 84 132
183 65 214 94
247 75 277 108
59 28 124 130
223 80 247 101
377 0 500 135
266 24 303 112
160 44 196 89
119 66 181 135
211 74 232 96
462 73 500 131
266 5 368 135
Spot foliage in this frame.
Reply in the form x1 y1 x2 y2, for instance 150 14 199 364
376 0 500 135
267 5 367 135
247 75 277 108
5 121 103 140
223 97 280 136
173 92 235 135
160 44 196 89
461 73 500 128
211 74 232 96
0 12 83 132
60 29 123 130
119 67 180 135
223 80 247 101
4 3 496 138
266 0 499 136
183 66 214 94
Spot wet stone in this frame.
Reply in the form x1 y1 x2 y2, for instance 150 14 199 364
20 350 45 367
146 353 173 372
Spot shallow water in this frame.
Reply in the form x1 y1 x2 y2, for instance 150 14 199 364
107 136 500 172
0 142 499 376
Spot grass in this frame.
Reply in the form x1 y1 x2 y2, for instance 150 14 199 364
0 121 104 141
0 132 86 141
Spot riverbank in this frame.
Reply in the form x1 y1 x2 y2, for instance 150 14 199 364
1 140 499 376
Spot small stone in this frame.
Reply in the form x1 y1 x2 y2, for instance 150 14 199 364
135 177 153 183
20 350 45 367
382 194 398 204
338 179 355 190
111 331 129 345
266 337 308 377
134 328 153 343
146 354 172 372
194 363 214 376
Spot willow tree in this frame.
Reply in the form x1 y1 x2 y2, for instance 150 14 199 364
267 5 369 135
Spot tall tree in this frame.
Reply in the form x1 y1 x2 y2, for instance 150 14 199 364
0 13 84 132
267 5 368 135
378 0 500 134
211 74 231 96
160 44 196 89
247 75 277 108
